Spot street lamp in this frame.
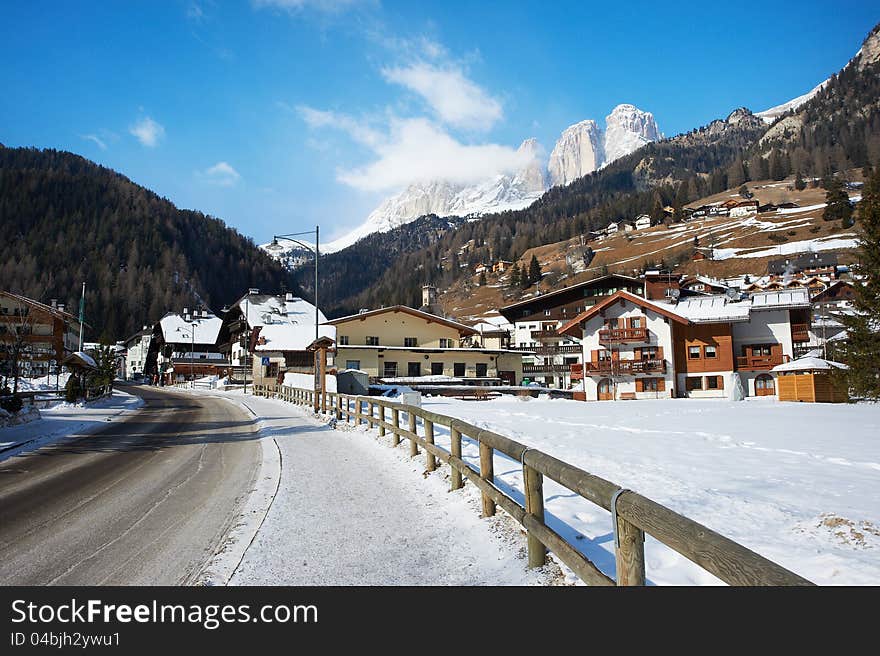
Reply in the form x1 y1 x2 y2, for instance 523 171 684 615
271 225 320 342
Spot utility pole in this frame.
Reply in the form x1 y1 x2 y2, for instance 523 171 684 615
190 319 195 385
244 294 249 395
78 282 86 352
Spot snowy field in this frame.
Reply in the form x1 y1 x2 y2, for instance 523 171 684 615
377 395 880 585
0 390 144 459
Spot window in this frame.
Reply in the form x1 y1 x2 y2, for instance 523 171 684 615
641 346 658 360
631 317 642 328
345 360 360 370
407 362 421 377
688 346 701 359
686 376 703 391
267 362 279 378
544 309 552 316
750 345 772 357
366 336 379 346
440 338 455 348
706 375 723 390
431 362 444 375
642 377 659 392
338 335 349 345
404 337 418 347
383 361 398 378
598 350 611 361
476 363 488 377
704 345 717 359
453 362 466 377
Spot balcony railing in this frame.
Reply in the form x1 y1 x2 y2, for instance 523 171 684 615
523 363 573 374
510 344 582 355
735 354 789 370
791 323 810 343
531 329 562 340
598 327 648 343
582 359 667 375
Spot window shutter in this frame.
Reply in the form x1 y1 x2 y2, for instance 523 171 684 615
657 377 665 392
657 346 664 360
591 349 599 363
635 379 643 393
718 375 724 389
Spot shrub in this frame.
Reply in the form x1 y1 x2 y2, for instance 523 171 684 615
65 375 82 403
0 395 23 414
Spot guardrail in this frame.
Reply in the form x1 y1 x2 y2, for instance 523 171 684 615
252 383 812 586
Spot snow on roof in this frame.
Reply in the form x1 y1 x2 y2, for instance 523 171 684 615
235 294 335 352
750 288 810 309
471 321 509 333
772 357 849 372
668 295 751 323
160 312 223 345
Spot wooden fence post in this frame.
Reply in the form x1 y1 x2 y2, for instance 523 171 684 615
614 495 646 586
391 408 400 446
408 411 418 457
424 419 435 472
450 426 463 490
479 442 496 517
378 404 386 437
335 394 342 421
523 462 546 568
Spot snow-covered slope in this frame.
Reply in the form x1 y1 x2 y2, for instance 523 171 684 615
755 80 828 124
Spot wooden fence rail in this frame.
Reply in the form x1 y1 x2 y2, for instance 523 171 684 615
252 383 812 587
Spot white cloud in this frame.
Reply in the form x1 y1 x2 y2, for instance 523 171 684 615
382 63 502 131
252 0 362 12
81 134 107 150
129 117 165 147
296 105 383 147
186 1 205 21
329 116 531 192
199 161 242 186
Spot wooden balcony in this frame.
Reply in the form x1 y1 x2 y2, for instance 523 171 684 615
598 327 648 343
791 323 810 343
523 363 570 374
531 329 562 340
583 359 666 375
736 354 789 371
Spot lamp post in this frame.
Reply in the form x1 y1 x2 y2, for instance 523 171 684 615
270 225 320 343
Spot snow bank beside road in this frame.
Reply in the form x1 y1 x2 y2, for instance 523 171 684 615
0 390 144 460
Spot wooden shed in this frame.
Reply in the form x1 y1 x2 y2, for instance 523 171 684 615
772 357 848 403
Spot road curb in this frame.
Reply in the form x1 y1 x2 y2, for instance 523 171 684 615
195 394 283 586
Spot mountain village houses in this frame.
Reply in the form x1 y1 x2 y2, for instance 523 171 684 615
0 292 83 379
2 244 860 404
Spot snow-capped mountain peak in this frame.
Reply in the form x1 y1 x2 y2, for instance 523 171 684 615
603 103 662 163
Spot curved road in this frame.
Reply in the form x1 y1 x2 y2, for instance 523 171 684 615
0 386 261 585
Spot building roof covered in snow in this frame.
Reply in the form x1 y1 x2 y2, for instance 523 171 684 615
159 311 223 346
772 357 848 372
229 292 334 352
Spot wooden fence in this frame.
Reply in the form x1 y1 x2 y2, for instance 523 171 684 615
253 383 812 587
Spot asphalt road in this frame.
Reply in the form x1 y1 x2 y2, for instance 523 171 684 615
0 386 261 585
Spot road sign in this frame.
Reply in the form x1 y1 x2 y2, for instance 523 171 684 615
261 356 270 366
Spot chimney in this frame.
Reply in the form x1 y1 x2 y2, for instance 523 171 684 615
248 288 260 295
285 292 294 302
57 303 65 312
51 298 57 309
183 308 189 316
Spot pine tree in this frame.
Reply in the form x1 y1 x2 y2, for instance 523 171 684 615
794 171 806 191
509 263 521 289
478 271 487 286
528 255 542 286
834 167 880 399
822 178 853 225
769 150 786 181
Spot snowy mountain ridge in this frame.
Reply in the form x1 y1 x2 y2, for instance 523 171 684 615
290 104 661 256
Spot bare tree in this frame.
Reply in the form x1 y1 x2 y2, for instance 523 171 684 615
0 298 38 395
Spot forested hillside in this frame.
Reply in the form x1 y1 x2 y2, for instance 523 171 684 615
0 147 296 340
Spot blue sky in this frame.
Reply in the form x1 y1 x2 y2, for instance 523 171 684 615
1 1 877 245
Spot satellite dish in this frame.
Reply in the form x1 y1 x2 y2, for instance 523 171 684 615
725 287 739 301
670 288 681 300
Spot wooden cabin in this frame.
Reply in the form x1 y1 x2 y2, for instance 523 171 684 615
772 357 848 403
